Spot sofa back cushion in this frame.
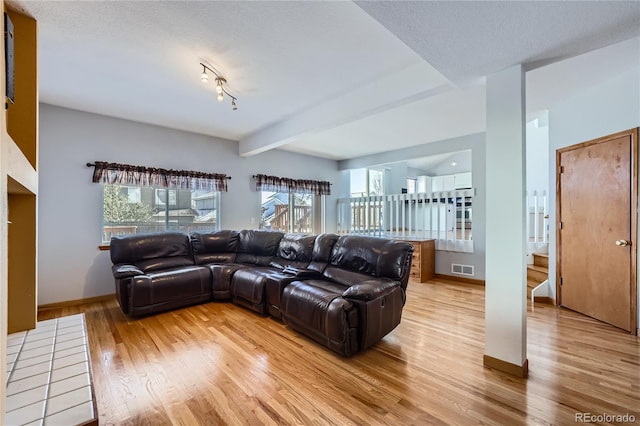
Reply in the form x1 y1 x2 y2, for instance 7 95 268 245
325 235 413 285
307 233 339 273
270 233 316 269
236 230 285 266
190 230 239 264
110 232 194 273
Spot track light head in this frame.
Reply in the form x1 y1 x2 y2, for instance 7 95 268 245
215 77 225 94
201 66 208 83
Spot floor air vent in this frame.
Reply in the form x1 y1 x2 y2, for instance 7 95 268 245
451 263 474 276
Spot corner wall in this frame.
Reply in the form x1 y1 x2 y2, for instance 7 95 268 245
38 104 341 305
526 116 549 192
548 60 640 327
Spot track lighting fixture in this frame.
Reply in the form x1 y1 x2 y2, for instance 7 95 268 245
199 63 238 110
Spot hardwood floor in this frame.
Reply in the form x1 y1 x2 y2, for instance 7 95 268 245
37 279 640 425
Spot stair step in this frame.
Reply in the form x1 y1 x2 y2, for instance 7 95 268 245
527 279 541 300
532 253 548 268
527 280 539 291
528 264 548 272
527 264 548 283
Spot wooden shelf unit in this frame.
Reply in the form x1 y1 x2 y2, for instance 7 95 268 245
406 239 435 283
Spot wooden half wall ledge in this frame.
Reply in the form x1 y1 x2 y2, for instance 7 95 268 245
38 294 116 313
483 355 529 379
434 273 485 286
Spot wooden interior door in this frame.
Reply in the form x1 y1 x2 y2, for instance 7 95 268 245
557 129 637 333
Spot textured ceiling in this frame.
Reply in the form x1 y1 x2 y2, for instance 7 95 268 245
9 1 640 162
11 1 425 140
356 1 640 85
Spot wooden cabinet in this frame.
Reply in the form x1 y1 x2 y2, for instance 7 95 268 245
4 8 39 334
405 239 435 283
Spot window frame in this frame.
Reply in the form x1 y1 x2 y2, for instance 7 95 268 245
259 190 322 234
100 183 221 246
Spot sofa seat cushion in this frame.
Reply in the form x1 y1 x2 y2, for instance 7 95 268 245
207 263 248 300
281 280 358 347
229 267 280 314
130 266 211 308
137 256 195 273
321 266 371 287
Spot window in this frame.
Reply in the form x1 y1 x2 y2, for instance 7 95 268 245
368 169 384 195
102 184 220 243
406 178 417 194
125 187 141 203
260 191 315 233
155 189 177 206
350 168 385 197
350 169 367 197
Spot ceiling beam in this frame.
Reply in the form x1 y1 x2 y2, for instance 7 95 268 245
338 132 484 171
238 62 452 157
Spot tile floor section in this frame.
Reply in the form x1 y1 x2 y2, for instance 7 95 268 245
5 314 96 426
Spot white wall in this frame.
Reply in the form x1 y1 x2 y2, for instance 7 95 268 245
38 104 341 304
425 150 472 176
339 132 486 279
526 114 549 192
548 63 640 327
406 167 425 179
384 162 408 194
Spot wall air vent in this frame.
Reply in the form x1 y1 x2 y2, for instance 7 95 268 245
451 263 474 276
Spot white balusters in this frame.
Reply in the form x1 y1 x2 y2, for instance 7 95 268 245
526 190 549 249
337 189 475 253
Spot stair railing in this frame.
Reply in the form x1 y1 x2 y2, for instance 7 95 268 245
337 189 475 253
526 190 549 247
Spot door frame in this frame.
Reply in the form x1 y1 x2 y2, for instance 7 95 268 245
556 128 638 334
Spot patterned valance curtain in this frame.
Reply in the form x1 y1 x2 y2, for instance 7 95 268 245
255 174 331 196
90 161 229 192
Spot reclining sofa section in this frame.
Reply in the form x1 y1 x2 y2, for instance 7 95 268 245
110 230 414 356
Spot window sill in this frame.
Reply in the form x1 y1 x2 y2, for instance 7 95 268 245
99 244 110 251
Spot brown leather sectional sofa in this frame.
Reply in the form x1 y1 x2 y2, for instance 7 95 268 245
110 230 413 356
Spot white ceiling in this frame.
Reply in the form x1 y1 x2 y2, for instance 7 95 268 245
406 150 472 175
9 1 640 163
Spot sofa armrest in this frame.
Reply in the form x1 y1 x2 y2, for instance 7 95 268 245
282 267 321 279
112 264 144 279
343 280 405 351
342 279 399 301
